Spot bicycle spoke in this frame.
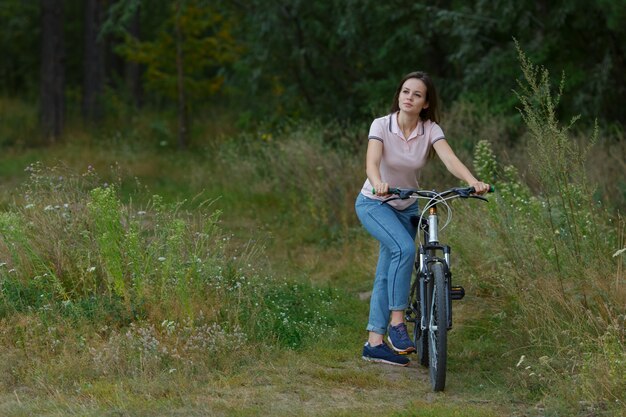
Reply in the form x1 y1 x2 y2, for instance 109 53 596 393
428 262 447 391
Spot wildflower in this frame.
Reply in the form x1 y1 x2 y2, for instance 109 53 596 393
87 266 96 273
24 204 35 209
158 257 166 262
613 248 626 258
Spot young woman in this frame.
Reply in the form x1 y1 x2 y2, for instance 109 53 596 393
355 71 490 366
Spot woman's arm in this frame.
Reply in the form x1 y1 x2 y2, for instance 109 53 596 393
433 139 490 194
365 139 389 195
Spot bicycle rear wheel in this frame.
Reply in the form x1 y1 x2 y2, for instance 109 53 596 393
412 282 429 367
428 262 448 391
416 324 429 367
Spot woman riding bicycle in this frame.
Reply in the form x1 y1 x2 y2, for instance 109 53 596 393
355 71 490 366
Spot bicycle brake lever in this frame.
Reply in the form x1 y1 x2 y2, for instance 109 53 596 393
398 189 415 199
453 187 472 198
469 195 489 202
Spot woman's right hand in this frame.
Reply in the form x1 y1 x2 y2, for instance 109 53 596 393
373 182 390 196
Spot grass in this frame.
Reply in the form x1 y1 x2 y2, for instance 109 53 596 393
0 58 625 416
0 139 530 417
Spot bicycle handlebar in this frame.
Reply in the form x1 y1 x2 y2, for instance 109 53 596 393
372 185 494 201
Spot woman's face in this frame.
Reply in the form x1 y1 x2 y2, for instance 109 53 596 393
398 78 428 116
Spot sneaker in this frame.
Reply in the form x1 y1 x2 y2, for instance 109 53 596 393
387 322 416 353
362 341 410 367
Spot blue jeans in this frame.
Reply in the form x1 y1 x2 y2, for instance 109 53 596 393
355 193 418 335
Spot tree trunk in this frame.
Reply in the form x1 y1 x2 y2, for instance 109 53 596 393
175 2 188 149
83 0 105 122
40 0 64 143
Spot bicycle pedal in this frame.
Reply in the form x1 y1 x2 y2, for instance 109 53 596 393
451 285 465 300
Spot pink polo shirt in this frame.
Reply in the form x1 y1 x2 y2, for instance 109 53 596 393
360 112 445 210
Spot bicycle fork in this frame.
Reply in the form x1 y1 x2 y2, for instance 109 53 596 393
411 205 464 333
406 206 465 333
418 247 462 331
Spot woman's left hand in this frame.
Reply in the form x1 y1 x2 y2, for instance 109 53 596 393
471 181 491 195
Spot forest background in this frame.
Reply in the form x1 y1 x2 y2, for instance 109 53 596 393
0 0 624 416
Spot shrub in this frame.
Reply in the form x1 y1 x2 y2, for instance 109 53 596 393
452 46 626 412
0 163 346 385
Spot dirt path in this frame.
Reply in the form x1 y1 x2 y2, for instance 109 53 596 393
174 351 526 416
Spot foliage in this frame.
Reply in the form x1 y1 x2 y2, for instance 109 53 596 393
197 0 626 127
229 0 626 126
0 1 40 95
0 163 343 358
1 0 625 142
0 97 39 147
115 0 239 104
454 49 625 412
213 121 364 243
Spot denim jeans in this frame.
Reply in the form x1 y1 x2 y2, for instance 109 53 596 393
355 193 418 335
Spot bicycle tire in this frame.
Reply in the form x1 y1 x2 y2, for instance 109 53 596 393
428 262 448 391
413 285 429 367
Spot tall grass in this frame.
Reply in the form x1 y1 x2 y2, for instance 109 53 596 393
0 162 345 393
210 121 365 243
451 47 625 413
0 58 624 414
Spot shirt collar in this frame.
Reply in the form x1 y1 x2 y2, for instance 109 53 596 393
389 111 424 140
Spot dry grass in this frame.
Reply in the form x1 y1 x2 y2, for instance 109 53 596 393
0 345 517 417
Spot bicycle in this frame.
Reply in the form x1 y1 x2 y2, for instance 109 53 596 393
378 185 492 391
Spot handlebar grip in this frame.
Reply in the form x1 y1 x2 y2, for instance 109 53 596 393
372 187 401 195
469 185 495 194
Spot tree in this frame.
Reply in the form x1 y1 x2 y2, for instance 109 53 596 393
174 1 188 148
227 0 626 126
0 1 40 95
117 0 239 148
100 0 144 109
40 0 64 142
82 0 106 122
124 4 142 108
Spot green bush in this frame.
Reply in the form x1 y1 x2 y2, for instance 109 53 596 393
452 47 626 413
0 163 348 386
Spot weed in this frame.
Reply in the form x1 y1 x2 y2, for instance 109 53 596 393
449 46 626 414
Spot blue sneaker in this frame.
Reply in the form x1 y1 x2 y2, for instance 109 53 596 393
387 323 416 353
362 341 410 366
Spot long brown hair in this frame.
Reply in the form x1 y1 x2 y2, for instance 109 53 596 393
390 71 440 123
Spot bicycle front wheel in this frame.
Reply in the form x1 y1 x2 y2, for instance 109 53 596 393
428 262 448 391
